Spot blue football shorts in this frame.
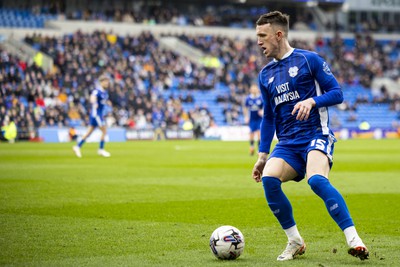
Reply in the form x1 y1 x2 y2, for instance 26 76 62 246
249 119 262 133
269 134 337 182
89 116 105 127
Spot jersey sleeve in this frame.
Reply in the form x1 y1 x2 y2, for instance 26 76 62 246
90 89 100 117
309 53 343 108
258 73 275 154
245 96 250 108
91 89 99 98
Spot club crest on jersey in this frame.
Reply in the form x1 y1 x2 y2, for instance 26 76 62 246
323 62 332 75
288 66 299 77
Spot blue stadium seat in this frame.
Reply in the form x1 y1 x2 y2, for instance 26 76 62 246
0 8 54 28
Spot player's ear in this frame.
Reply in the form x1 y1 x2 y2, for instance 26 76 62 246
276 30 284 41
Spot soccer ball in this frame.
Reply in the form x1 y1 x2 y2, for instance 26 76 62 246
209 225 245 260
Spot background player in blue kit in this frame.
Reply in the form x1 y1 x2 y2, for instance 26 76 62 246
244 84 263 155
73 74 111 158
251 11 369 261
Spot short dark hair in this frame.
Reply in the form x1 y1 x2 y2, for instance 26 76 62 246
256 11 289 34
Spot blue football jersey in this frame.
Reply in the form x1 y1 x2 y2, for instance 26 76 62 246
258 48 343 153
152 108 165 127
245 94 263 122
90 85 109 119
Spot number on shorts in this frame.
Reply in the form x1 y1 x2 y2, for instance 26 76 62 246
310 138 326 150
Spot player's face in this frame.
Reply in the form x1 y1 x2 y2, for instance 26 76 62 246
256 23 280 59
100 79 110 89
250 84 258 95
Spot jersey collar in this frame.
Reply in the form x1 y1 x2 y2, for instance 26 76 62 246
273 48 295 62
97 84 106 92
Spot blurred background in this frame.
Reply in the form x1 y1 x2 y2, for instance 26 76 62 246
0 0 399 142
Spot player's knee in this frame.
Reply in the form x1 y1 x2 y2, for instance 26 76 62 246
262 177 283 210
308 174 328 194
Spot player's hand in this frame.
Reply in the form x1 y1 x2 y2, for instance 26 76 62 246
252 155 267 183
291 98 316 121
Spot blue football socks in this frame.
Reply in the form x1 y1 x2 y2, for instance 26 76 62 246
77 139 85 148
262 176 295 229
308 174 354 230
100 140 105 149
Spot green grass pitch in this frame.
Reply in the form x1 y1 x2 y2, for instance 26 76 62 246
1 139 399 266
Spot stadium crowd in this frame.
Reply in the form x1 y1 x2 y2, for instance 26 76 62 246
13 3 282 29
5 0 400 34
1 30 221 140
1 26 400 140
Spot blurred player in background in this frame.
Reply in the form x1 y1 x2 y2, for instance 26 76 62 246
244 83 263 155
252 11 369 261
73 74 111 158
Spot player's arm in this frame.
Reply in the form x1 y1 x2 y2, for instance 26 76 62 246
258 103 263 117
90 90 100 118
90 93 97 105
253 74 275 182
258 74 275 155
311 55 343 108
243 98 250 124
292 53 343 121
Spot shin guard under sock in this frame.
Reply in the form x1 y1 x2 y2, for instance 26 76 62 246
308 174 354 230
262 176 295 229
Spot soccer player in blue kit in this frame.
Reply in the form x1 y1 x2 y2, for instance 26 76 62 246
244 84 263 155
251 11 369 261
73 74 111 158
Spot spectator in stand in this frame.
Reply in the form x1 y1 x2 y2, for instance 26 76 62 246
69 126 78 141
1 116 17 143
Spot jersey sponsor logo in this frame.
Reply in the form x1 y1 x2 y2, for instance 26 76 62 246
323 62 332 75
274 81 300 105
288 66 299 77
275 82 290 94
274 91 300 105
250 104 260 111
